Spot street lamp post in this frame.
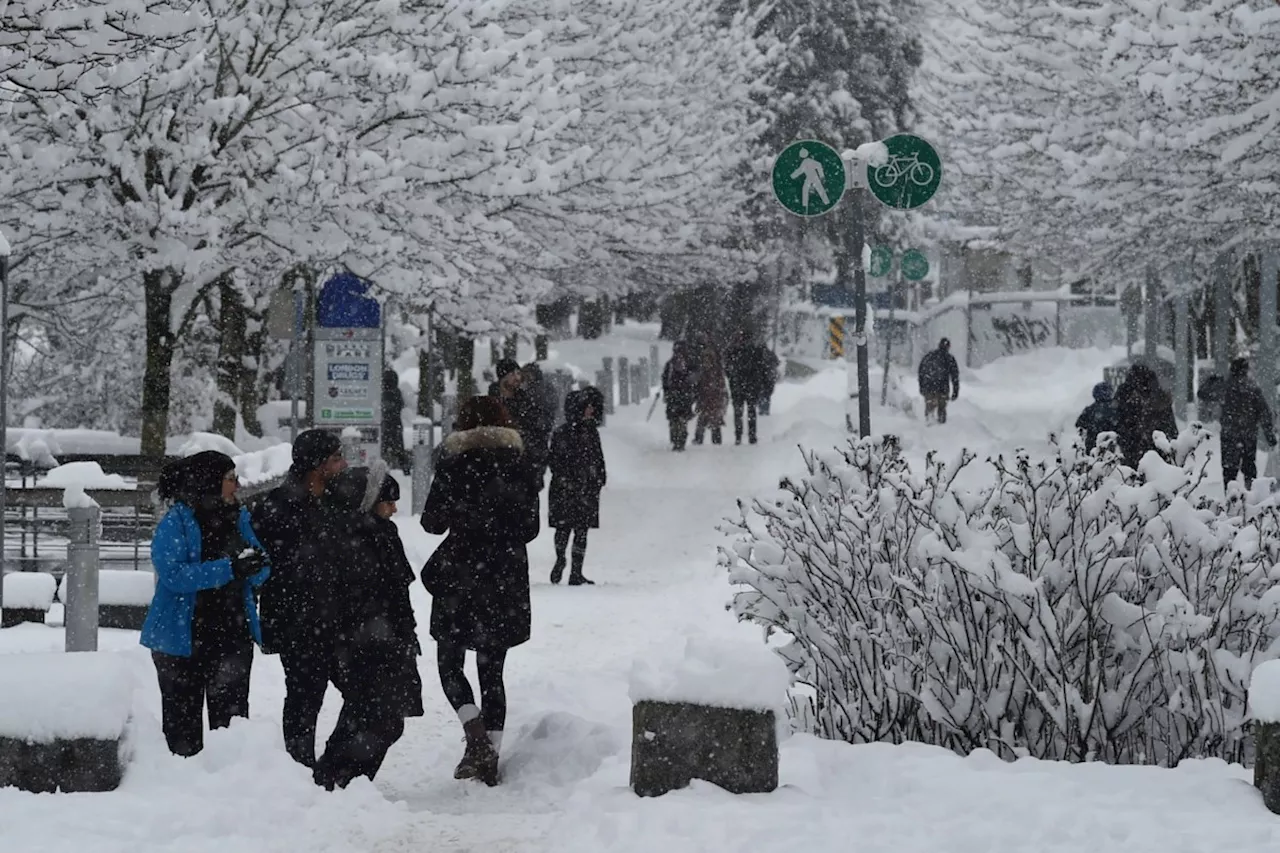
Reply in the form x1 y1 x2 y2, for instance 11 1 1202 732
0 230 12 615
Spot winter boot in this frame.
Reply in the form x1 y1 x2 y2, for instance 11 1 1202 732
567 549 594 586
455 717 500 785
550 556 566 585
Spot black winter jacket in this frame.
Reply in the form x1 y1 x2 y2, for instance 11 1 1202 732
548 391 606 530
918 348 959 397
420 426 539 650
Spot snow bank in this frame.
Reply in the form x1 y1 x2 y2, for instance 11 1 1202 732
37 461 130 490
57 570 155 607
1249 660 1280 724
630 633 791 713
234 443 292 486
177 432 243 458
11 432 57 468
2 573 56 610
0 651 133 741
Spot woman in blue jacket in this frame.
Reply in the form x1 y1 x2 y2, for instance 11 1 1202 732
141 451 270 757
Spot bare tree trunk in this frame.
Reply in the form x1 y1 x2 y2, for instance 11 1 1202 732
213 273 246 439
454 334 477 400
141 269 177 465
239 299 266 438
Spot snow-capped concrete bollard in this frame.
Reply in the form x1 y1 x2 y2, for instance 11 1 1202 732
633 361 648 402
0 650 133 792
600 358 615 414
628 634 788 797
91 570 154 630
63 495 101 653
1250 660 1280 813
0 573 57 628
617 356 630 406
411 417 433 516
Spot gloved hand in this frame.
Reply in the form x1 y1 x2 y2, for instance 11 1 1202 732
951 389 959 401
1267 432 1278 450
230 549 268 580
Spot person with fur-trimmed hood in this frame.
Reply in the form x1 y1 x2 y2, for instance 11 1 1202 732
313 460 423 790
547 386 606 585
420 396 539 786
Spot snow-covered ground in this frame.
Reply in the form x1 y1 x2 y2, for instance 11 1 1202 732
2 333 1277 853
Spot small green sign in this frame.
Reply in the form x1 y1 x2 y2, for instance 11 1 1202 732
901 249 930 281
772 140 846 217
868 245 893 277
866 134 942 210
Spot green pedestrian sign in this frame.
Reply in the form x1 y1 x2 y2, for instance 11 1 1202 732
867 134 942 210
772 140 846 217
901 249 930 281
868 245 893 277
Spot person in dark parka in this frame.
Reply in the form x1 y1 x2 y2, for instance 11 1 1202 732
248 429 348 768
662 341 697 451
420 396 539 786
726 337 769 445
1218 357 1277 489
313 461 423 790
693 343 728 446
757 345 780 416
547 387 606 585
382 368 407 471
1113 363 1178 464
142 451 271 757
1075 381 1120 452
918 338 960 424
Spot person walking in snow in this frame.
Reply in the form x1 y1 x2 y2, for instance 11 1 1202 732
420 397 539 786
312 461 423 790
1075 382 1120 452
489 358 550 490
662 341 698 451
249 429 349 768
1218 357 1277 489
142 451 271 757
917 338 960 425
1113 363 1178 465
757 345 780 416
693 342 728 446
547 387 606 585
726 335 770 445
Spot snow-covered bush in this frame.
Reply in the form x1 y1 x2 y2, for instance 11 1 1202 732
722 428 1280 765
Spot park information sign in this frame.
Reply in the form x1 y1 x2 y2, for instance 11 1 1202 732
313 328 382 426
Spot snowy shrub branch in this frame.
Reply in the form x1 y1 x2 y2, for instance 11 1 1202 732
722 428 1280 765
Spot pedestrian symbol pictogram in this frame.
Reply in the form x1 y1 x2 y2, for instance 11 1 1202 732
772 140 846 217
901 249 930 281
866 134 942 210
869 246 893 278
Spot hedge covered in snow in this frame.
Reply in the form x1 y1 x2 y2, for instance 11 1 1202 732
721 428 1280 766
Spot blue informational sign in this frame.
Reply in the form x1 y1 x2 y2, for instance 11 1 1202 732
317 273 381 328
812 283 855 308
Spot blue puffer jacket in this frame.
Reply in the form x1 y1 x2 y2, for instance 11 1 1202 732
141 503 270 657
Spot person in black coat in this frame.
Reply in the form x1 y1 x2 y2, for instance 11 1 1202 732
313 461 424 790
248 429 349 768
382 368 407 471
1218 357 1277 489
726 337 769 445
547 387 606 585
489 359 551 490
757 345 780 416
662 341 697 451
420 396 539 787
917 338 960 424
1113 363 1178 464
1075 381 1120 452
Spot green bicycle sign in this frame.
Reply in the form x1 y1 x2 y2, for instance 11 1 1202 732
866 134 942 210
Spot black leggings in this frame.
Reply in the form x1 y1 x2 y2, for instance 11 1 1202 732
554 528 588 561
437 641 508 733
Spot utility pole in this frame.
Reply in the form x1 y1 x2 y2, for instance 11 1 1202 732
848 186 871 437
0 231 11 614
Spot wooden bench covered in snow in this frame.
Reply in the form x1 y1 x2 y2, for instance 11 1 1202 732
628 635 787 797
0 651 133 792
1 572 58 627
